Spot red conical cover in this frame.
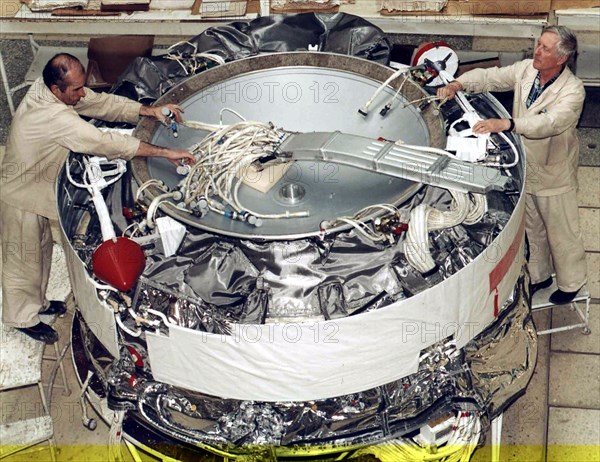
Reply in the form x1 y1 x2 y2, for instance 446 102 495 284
92 237 146 291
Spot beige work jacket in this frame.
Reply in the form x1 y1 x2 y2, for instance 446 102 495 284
0 78 142 219
457 59 585 196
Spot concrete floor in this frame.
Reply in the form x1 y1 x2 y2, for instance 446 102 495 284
0 37 599 461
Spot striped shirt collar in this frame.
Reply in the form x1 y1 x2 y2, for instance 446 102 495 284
526 69 562 108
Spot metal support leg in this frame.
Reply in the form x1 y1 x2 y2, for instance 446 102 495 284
52 342 72 396
580 296 591 335
37 382 57 462
0 34 40 116
532 281 591 336
491 413 503 462
0 50 17 115
124 440 144 462
28 33 40 54
0 34 39 116
43 329 72 397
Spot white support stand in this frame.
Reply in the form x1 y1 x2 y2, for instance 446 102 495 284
491 413 503 462
0 309 57 462
531 278 591 336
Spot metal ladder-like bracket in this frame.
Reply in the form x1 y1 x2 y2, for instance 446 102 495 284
277 131 510 194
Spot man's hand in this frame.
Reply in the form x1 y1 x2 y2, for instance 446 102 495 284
136 106 193 166
161 148 196 167
437 81 464 101
140 104 185 124
472 118 511 135
135 141 196 166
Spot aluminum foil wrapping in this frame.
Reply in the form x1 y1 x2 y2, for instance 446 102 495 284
100 185 511 332
65 162 530 448
465 272 537 418
121 275 534 447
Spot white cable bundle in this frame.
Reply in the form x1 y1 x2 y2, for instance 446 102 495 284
426 190 471 231
404 203 436 273
464 193 487 225
183 120 281 205
66 156 127 243
404 191 487 273
107 410 126 462
322 203 400 242
180 120 309 221
165 41 226 75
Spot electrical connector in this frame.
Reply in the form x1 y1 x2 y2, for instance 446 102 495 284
176 160 190 175
161 107 179 138
416 413 457 447
379 103 392 117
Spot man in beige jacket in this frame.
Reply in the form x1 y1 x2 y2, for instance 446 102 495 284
0 53 195 343
438 26 587 306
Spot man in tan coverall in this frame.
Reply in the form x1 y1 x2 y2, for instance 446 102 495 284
0 53 195 343
438 26 587 306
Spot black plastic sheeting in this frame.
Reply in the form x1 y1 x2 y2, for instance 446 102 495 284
112 13 391 102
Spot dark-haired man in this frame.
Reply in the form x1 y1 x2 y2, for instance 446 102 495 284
0 53 195 343
437 26 587 305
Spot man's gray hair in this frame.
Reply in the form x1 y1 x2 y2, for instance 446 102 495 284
543 25 578 63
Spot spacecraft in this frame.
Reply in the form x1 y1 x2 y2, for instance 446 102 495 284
58 14 536 461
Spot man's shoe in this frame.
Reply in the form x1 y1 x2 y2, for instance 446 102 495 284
16 322 59 344
39 300 67 316
549 289 579 305
530 277 552 296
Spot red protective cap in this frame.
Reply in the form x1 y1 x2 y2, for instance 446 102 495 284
92 237 146 291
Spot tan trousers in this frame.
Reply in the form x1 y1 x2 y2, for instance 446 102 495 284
0 205 53 328
525 191 587 292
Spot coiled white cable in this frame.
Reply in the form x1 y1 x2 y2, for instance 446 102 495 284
136 179 167 202
181 120 308 222
404 191 487 273
464 193 487 225
493 131 520 169
146 191 183 229
115 312 141 337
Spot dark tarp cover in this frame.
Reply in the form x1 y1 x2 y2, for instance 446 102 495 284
112 13 391 102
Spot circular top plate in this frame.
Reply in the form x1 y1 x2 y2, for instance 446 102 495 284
133 53 445 240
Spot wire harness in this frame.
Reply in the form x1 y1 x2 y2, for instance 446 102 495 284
164 41 226 76
404 191 487 274
179 120 311 223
